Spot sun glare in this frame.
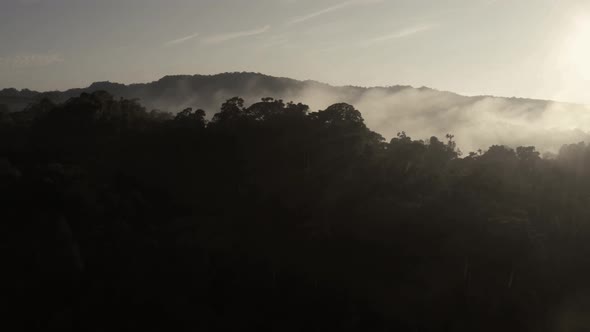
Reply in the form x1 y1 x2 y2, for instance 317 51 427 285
561 14 590 81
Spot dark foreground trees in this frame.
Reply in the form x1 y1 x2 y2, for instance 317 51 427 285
3 91 590 331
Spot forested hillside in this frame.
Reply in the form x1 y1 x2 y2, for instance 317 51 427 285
4 91 590 331
3 72 590 152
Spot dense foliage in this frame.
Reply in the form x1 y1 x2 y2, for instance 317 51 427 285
3 91 590 331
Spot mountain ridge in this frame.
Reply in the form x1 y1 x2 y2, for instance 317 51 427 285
0 72 577 109
2 72 589 153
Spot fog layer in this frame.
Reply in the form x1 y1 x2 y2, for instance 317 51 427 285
3 72 589 153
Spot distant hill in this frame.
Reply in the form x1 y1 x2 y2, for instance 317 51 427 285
2 72 590 152
0 72 422 111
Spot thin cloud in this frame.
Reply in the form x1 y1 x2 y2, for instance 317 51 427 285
0 53 64 68
288 0 383 25
165 32 200 46
364 24 435 46
18 0 43 4
203 25 271 44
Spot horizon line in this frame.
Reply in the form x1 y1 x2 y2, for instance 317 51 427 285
0 71 583 106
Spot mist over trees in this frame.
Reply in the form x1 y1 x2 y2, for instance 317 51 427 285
5 91 590 331
3 72 590 153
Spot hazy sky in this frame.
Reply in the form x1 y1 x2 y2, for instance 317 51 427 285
2 0 590 103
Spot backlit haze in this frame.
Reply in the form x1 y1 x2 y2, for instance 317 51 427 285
2 0 590 104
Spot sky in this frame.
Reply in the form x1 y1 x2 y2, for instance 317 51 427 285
2 0 590 103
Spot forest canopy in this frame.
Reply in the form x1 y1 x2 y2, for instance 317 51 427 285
4 91 590 331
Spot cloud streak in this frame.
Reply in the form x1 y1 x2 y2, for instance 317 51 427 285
288 0 383 25
363 24 434 45
0 53 63 68
165 32 200 46
203 25 271 44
